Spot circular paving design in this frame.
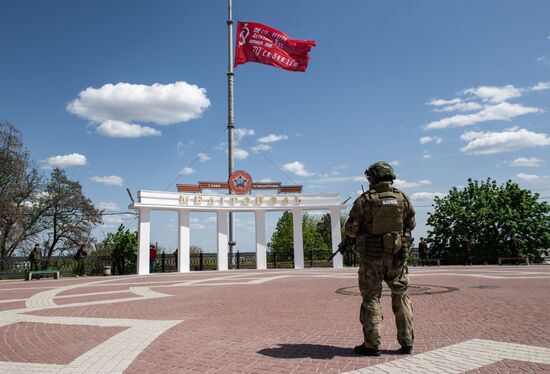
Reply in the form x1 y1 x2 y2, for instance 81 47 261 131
335 284 459 296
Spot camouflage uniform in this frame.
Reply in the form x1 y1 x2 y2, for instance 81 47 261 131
344 163 416 353
30 245 42 271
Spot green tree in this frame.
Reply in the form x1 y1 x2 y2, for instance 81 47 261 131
42 168 102 265
302 213 329 252
317 213 332 249
269 212 330 256
0 122 47 269
316 212 348 249
427 178 550 264
101 224 137 275
269 211 293 255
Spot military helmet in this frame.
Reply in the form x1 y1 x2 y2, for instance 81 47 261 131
365 161 396 183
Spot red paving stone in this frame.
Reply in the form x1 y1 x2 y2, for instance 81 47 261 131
0 322 125 364
0 266 549 373
53 291 136 305
0 301 26 311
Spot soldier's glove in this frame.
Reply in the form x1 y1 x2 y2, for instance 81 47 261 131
396 231 413 266
338 236 354 255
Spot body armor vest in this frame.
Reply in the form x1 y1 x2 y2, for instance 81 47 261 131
365 189 405 236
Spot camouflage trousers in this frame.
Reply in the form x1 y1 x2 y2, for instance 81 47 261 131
358 253 414 349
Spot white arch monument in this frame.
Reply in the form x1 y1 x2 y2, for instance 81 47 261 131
129 189 345 274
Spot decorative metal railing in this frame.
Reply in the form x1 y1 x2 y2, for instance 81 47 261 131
0 249 355 279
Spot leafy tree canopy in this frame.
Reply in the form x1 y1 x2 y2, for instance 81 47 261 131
0 121 45 268
269 212 333 254
41 168 102 262
427 178 550 263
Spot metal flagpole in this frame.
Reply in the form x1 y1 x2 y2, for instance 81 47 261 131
227 0 236 265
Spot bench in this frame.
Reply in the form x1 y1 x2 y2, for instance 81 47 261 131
26 270 60 281
498 257 529 265
417 258 440 266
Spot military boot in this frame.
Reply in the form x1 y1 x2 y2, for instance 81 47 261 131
354 344 381 356
401 345 413 354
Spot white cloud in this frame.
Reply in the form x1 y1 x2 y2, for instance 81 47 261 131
96 120 161 138
410 192 447 200
190 223 206 230
282 161 315 177
90 175 124 186
427 97 483 112
197 152 211 162
214 142 226 151
537 56 550 67
258 134 289 143
516 173 540 181
424 102 540 130
179 167 195 175
434 102 483 113
97 202 120 211
389 161 400 166
45 153 87 168
101 213 135 225
460 128 550 155
420 136 443 144
393 179 431 189
463 84 524 103
67 81 210 126
235 128 255 141
511 157 544 167
250 144 272 153
233 148 249 160
422 154 432 159
426 98 461 107
531 81 550 91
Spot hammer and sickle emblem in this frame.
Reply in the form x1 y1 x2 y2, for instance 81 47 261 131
238 23 250 47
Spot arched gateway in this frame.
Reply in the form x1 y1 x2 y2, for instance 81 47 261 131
129 175 345 274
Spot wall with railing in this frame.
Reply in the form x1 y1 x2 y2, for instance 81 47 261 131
0 249 357 279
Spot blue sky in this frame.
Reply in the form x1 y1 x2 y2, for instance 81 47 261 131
1 0 549 253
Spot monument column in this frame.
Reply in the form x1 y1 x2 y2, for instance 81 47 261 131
292 208 304 269
330 207 344 268
178 210 190 272
255 210 267 269
137 208 151 275
217 211 229 271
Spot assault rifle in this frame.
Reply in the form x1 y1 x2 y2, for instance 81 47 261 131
328 237 354 261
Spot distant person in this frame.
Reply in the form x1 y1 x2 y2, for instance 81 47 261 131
418 237 428 266
75 244 88 276
150 244 157 273
29 244 42 271
508 234 521 264
462 235 472 266
339 161 416 356
112 244 124 275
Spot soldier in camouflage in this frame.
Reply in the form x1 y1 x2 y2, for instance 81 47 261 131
342 161 416 356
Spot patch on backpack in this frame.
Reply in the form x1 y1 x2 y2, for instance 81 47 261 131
381 199 398 205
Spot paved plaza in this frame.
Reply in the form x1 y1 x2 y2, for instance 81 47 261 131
1 265 550 373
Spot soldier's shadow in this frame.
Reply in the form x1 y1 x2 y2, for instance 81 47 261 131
257 344 402 359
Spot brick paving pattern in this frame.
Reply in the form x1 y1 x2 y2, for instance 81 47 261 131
0 265 549 373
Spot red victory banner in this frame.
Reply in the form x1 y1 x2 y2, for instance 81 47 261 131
234 21 316 72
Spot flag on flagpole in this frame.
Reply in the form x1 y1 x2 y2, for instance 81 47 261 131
234 21 316 72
